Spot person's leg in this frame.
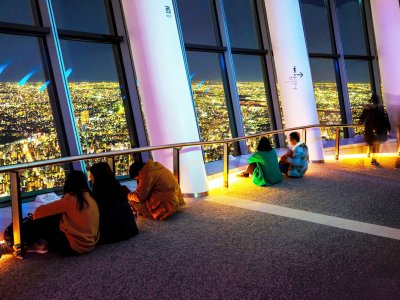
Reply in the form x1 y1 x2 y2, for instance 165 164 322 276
24 214 61 246
24 214 76 254
279 162 290 175
371 142 380 164
131 201 153 219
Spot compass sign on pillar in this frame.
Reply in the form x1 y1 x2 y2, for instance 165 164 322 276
286 66 303 90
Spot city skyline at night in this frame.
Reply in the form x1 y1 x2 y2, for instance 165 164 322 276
0 79 373 197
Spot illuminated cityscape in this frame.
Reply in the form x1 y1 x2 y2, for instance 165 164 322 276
0 82 133 197
0 80 372 196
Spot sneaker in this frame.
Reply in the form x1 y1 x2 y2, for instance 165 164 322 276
371 160 382 168
26 239 48 254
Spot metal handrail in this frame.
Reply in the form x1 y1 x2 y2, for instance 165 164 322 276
0 123 364 173
2 122 398 259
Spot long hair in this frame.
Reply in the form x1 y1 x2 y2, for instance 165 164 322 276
63 170 90 211
257 136 273 152
90 162 122 200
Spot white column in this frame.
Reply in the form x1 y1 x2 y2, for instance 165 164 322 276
264 0 324 161
370 0 400 137
121 0 208 195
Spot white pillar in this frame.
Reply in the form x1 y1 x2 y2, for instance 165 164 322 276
264 0 324 161
370 0 400 137
121 0 208 195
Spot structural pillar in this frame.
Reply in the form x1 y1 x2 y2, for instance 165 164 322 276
264 0 324 161
370 0 400 139
121 0 208 195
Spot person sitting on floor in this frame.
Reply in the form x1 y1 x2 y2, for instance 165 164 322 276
26 171 100 255
279 131 309 178
89 162 138 245
127 160 185 221
239 136 283 187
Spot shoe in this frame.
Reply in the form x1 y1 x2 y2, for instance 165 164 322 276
371 160 382 168
237 172 250 178
26 239 48 254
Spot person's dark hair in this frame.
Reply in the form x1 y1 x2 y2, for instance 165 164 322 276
257 136 273 152
289 132 300 143
90 162 122 198
63 170 90 211
371 94 379 104
129 161 145 179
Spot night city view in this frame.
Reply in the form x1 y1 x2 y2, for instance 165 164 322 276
0 79 373 197
0 81 132 198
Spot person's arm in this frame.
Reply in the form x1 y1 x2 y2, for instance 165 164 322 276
127 173 154 203
287 146 307 167
279 149 292 162
33 195 69 220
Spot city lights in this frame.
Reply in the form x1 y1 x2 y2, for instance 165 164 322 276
0 80 372 197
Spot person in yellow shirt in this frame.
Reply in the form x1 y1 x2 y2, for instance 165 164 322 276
127 160 185 221
26 171 100 255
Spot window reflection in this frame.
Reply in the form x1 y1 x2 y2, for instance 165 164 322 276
176 0 220 46
232 54 271 151
344 59 373 136
300 0 335 54
186 51 232 161
0 34 64 197
223 0 262 49
60 40 132 175
336 0 368 55
51 0 113 34
309 58 343 140
0 0 37 25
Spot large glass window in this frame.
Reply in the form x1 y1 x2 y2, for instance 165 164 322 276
0 0 37 25
232 54 271 150
223 0 262 49
51 0 113 34
300 0 335 54
309 58 342 140
0 34 64 197
344 59 373 135
176 0 220 46
60 40 132 174
336 0 368 55
186 51 232 161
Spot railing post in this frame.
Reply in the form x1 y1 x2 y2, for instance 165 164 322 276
223 143 229 188
335 127 340 160
367 145 371 158
173 147 180 184
107 156 115 175
9 171 24 259
302 129 307 144
397 125 400 156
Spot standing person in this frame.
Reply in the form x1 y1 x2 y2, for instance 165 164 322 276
360 94 391 165
279 132 309 178
238 136 283 187
127 160 185 221
26 171 99 255
90 162 138 245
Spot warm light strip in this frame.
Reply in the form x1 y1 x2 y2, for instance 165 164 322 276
207 171 243 190
325 153 397 160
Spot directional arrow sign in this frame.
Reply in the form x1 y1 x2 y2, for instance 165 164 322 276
296 72 303 78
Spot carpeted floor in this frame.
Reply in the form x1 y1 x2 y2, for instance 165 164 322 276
0 158 399 299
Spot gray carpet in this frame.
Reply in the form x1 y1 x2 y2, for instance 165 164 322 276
0 159 399 299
